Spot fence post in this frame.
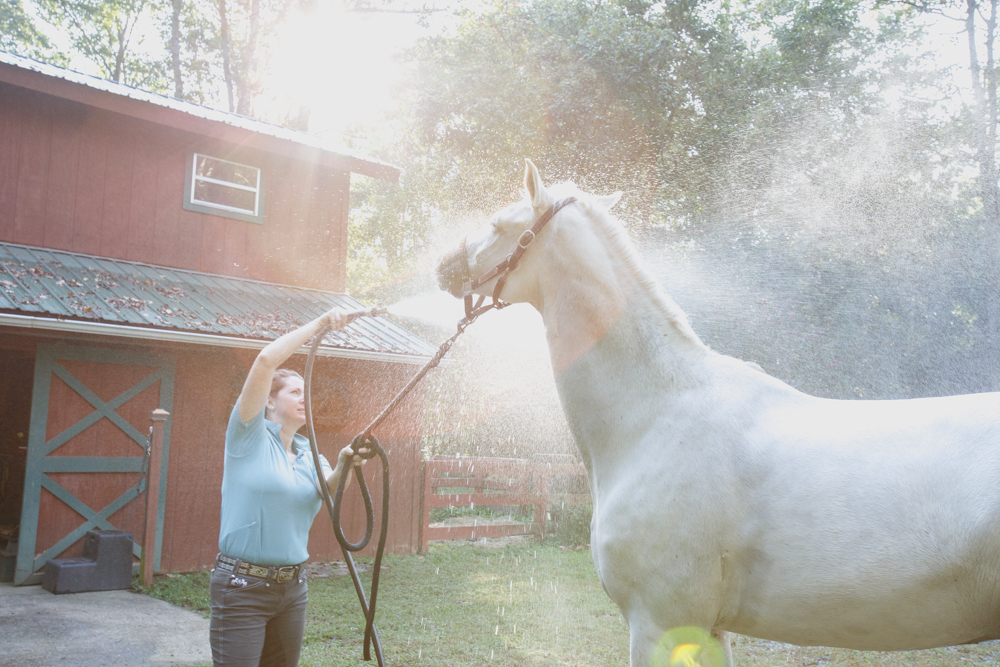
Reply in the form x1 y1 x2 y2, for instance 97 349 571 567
534 462 549 537
420 461 432 553
140 409 169 587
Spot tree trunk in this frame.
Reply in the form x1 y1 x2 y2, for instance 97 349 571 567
170 0 184 99
968 0 1000 383
218 0 235 112
114 24 126 82
967 0 999 224
236 0 261 116
985 0 999 222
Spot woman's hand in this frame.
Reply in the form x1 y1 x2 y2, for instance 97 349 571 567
237 307 354 425
328 443 368 493
322 307 351 331
338 443 369 470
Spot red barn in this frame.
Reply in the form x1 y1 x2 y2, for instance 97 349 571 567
0 51 435 585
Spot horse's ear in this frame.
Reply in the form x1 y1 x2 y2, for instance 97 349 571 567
524 159 546 208
594 192 622 211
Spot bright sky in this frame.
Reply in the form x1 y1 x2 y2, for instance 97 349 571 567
262 5 439 145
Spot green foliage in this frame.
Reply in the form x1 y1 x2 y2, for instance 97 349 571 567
158 0 226 105
0 0 67 63
35 0 170 88
133 569 211 617
216 0 299 116
428 503 533 523
348 0 917 299
546 503 592 546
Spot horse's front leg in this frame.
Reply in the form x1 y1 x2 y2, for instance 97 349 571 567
627 615 662 667
627 617 736 667
713 629 734 667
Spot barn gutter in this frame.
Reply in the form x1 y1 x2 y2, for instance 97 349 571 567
0 313 431 365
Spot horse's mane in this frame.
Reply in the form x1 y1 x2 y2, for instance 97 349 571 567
546 182 706 349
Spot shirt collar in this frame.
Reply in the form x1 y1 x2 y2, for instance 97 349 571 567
263 419 310 455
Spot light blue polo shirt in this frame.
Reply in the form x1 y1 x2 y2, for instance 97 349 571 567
219 404 333 566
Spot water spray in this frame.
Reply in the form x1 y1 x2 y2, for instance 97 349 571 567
302 197 569 665
302 303 488 667
303 303 479 667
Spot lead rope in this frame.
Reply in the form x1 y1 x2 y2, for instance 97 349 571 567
303 198 574 664
304 314 478 666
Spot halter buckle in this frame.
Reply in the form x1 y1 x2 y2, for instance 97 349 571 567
517 229 535 249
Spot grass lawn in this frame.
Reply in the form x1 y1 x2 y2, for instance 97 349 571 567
143 540 1000 666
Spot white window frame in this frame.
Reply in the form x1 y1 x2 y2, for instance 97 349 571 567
183 153 264 224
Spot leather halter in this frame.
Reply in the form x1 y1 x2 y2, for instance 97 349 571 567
460 196 577 321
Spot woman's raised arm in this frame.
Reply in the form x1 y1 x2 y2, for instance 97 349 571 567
236 307 352 423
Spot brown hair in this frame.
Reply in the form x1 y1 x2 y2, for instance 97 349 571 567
266 368 303 417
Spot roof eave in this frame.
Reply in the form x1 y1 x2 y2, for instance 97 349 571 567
0 312 431 365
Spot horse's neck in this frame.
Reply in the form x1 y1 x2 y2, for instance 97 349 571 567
539 216 707 473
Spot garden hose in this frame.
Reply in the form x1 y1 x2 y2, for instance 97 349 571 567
304 304 483 665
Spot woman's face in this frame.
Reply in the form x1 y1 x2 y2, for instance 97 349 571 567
267 375 306 429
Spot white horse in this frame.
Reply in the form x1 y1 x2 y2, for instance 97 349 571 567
435 160 1000 667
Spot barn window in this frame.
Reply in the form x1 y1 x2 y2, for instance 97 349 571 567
183 153 264 223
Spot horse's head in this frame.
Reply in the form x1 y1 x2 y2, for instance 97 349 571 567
435 160 621 310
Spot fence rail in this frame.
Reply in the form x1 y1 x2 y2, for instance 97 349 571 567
420 455 589 551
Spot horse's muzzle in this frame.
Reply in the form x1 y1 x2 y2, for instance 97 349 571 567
435 241 469 298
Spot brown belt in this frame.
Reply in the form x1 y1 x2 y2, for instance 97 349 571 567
215 553 303 584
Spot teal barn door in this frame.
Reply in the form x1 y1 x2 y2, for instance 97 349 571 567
15 343 174 585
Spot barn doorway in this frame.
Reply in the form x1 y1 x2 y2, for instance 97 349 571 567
0 347 33 581
14 343 174 585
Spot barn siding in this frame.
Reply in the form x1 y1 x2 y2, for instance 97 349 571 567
0 76 423 578
0 92 22 241
0 330 425 575
72 121 107 256
0 82 350 292
160 348 426 572
12 91 49 248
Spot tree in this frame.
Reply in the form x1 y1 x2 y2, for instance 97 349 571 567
895 0 1000 223
347 0 911 303
34 0 170 88
1 0 67 63
161 0 224 104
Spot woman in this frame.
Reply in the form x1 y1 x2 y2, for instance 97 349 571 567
210 306 366 667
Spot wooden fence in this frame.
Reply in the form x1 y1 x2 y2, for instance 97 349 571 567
420 455 589 551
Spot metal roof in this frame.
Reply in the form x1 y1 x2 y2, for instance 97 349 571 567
0 242 437 364
0 50 400 181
